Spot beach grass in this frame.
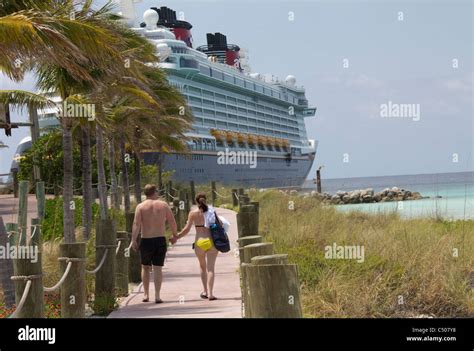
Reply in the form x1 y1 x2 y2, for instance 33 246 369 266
248 190 474 317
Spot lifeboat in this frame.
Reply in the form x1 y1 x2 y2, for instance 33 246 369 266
247 134 256 145
237 133 247 144
210 129 224 140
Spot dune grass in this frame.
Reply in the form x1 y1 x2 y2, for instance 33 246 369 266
248 190 474 317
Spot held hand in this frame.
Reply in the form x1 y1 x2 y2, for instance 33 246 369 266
131 239 139 251
170 235 178 245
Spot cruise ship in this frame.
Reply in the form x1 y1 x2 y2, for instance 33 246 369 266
26 3 317 189
133 5 317 188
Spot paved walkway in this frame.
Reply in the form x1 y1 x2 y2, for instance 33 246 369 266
108 207 242 318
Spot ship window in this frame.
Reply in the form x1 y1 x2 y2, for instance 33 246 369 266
200 65 211 76
204 119 215 126
165 57 178 63
224 74 233 83
256 85 263 93
238 142 246 148
227 96 237 104
189 86 201 94
215 93 226 101
258 144 265 151
180 57 199 69
216 139 224 147
213 70 224 80
203 99 214 107
216 102 226 109
235 78 244 87
202 89 214 98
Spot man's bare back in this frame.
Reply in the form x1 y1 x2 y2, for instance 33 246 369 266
133 199 176 238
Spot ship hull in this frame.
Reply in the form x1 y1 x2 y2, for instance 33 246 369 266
143 151 315 188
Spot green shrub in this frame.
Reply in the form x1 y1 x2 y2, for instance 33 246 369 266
42 197 99 241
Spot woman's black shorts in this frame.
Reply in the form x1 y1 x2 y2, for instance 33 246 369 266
139 237 167 266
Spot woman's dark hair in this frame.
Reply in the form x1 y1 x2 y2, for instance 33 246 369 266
196 192 208 212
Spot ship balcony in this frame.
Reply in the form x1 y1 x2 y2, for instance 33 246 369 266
303 107 317 117
298 98 309 107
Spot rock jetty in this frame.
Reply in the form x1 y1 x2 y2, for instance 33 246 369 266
307 187 426 205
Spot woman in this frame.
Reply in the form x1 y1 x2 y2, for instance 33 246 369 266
175 193 219 300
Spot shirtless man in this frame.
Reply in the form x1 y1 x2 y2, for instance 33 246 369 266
131 184 178 303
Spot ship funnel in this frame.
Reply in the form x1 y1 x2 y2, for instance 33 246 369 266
197 33 241 69
140 6 193 47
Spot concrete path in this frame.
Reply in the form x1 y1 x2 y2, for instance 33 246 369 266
109 207 242 318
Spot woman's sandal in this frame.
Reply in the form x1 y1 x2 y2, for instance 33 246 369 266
200 292 208 299
208 296 218 301
142 298 149 302
155 299 163 304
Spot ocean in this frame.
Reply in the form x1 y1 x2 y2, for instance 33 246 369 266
302 172 474 220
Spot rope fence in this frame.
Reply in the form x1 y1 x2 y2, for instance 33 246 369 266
8 274 42 318
86 248 110 275
43 261 73 292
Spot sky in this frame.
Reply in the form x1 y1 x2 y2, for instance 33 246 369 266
0 0 472 179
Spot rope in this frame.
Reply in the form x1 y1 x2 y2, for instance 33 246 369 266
8 280 32 319
166 192 179 200
11 274 42 281
214 190 231 199
95 244 118 249
57 257 87 262
43 262 72 292
30 224 41 240
86 248 109 274
7 230 18 238
17 226 26 245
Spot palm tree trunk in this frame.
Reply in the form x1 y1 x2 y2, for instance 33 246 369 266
96 125 108 219
109 137 119 210
134 153 142 204
81 125 93 240
157 155 163 195
120 136 131 213
62 119 75 243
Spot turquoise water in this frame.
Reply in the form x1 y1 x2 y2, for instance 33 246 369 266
303 172 473 220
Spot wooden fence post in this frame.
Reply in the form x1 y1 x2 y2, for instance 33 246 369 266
95 219 116 306
60 242 86 318
11 218 44 318
231 189 238 207
237 205 259 238
116 231 129 297
211 181 217 205
1 219 15 307
35 181 45 221
126 212 141 283
245 259 302 318
240 242 273 318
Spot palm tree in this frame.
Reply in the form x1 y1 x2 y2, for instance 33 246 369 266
80 123 93 239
